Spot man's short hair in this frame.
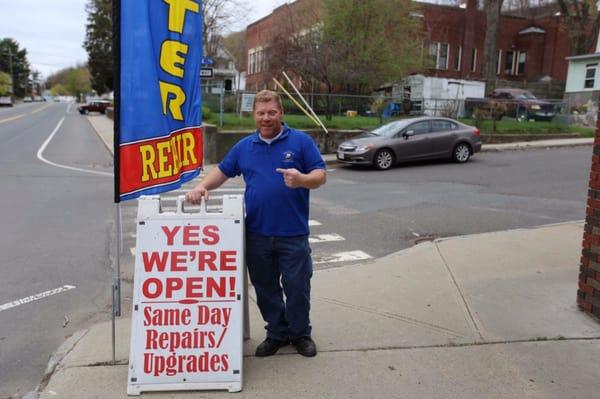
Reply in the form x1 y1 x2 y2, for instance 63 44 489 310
253 90 283 111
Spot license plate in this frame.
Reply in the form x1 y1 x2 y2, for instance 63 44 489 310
338 151 344 160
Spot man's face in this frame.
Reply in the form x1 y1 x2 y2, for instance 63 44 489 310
253 100 283 139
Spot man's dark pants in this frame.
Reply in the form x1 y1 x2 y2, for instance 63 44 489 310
246 232 313 341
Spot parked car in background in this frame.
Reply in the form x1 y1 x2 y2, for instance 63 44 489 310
0 96 13 107
464 88 556 121
337 116 482 170
78 100 111 114
23 96 33 103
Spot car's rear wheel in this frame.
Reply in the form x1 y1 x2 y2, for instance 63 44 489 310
374 149 395 170
453 143 471 163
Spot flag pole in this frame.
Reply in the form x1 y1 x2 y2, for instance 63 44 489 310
111 0 122 365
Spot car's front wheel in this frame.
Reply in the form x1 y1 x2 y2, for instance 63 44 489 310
453 143 471 163
374 148 395 170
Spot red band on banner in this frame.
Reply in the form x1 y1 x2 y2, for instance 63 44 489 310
119 127 203 196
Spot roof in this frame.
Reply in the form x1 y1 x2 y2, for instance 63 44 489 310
566 53 600 62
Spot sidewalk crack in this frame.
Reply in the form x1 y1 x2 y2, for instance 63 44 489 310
314 296 466 338
434 242 485 341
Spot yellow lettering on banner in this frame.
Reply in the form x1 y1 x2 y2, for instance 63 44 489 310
137 132 199 184
170 135 182 175
140 145 158 182
156 141 173 178
163 0 200 34
159 81 186 120
182 132 197 166
160 41 189 78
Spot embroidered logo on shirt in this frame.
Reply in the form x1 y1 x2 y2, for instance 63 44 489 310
283 151 295 161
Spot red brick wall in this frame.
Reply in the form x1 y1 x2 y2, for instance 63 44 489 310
246 1 595 87
421 3 583 82
579 116 600 319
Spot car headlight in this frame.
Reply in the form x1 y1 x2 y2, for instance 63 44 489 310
530 105 541 110
356 144 375 152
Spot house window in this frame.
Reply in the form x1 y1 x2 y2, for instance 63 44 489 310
428 42 449 70
454 46 462 71
471 48 477 72
496 49 502 75
256 47 263 73
517 52 526 75
585 63 597 89
504 50 514 75
247 49 255 75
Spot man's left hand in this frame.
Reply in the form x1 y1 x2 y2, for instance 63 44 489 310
276 168 304 188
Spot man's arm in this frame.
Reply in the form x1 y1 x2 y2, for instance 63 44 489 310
185 167 229 204
275 168 326 189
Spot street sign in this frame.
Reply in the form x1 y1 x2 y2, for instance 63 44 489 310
200 67 214 79
128 195 244 395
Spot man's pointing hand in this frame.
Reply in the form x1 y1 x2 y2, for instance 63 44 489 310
276 168 304 189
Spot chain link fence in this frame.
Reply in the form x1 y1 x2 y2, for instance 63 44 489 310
201 87 595 128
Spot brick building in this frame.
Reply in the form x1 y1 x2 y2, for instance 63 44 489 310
421 0 582 83
245 0 596 92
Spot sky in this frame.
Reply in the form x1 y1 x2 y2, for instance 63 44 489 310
0 0 283 80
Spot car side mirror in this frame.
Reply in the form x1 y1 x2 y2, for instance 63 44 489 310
403 130 415 138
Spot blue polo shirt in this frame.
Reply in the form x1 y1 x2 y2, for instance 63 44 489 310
218 124 325 236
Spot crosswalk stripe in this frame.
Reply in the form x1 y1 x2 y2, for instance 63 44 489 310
313 250 372 265
309 234 345 244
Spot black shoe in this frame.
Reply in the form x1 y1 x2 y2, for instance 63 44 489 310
255 338 289 357
292 336 317 357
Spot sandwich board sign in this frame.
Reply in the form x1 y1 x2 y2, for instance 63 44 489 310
127 195 244 395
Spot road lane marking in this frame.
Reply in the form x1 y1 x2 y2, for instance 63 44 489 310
30 104 52 114
309 220 322 226
37 117 113 177
0 285 76 313
309 234 345 244
313 250 372 265
0 114 25 124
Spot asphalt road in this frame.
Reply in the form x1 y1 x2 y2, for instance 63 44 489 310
0 104 591 397
309 147 589 265
0 103 114 399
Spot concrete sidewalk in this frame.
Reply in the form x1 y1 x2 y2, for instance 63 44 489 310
35 116 598 398
85 114 595 160
37 221 600 398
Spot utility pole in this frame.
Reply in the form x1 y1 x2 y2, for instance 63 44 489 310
1 49 15 94
7 49 14 95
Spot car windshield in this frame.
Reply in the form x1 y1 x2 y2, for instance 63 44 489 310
515 92 536 100
370 120 412 137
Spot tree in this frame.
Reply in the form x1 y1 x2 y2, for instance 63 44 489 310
268 0 424 119
202 0 250 59
222 30 246 72
482 0 504 94
83 0 112 94
0 71 11 95
0 38 31 97
45 65 92 97
557 0 600 55
65 68 92 98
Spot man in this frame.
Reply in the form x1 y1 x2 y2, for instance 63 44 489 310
186 90 326 357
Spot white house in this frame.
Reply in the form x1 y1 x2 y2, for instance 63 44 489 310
565 53 600 102
564 27 600 125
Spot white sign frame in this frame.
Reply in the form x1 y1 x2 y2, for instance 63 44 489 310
127 195 244 395
240 93 255 113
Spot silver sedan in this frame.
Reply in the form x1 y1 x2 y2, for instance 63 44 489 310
337 117 482 170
